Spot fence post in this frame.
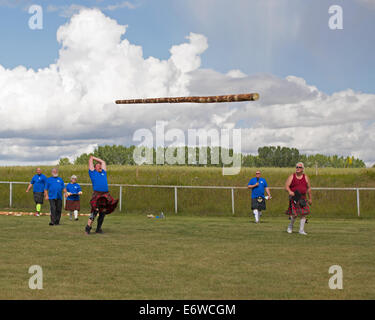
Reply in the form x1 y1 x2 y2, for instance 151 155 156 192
174 187 178 214
356 188 360 217
119 186 123 212
9 182 12 208
231 188 235 215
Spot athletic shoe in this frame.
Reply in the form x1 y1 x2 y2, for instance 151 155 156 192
49 222 54 226
95 229 103 234
75 218 79 221
35 213 40 217
287 227 293 234
299 231 308 235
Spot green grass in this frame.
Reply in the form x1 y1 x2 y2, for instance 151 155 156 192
0 214 374 300
1 166 375 218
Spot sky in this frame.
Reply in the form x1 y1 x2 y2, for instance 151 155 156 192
0 0 374 166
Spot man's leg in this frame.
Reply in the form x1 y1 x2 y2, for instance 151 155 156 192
55 199 62 225
35 203 41 216
96 212 105 233
49 199 56 225
69 211 73 220
85 211 98 234
287 216 296 233
253 209 259 223
74 210 78 221
299 216 307 235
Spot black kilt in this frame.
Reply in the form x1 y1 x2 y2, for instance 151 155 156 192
251 197 266 211
33 192 44 204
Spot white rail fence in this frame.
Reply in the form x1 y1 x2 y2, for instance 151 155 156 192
1 181 374 217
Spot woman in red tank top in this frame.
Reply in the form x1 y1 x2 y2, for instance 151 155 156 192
285 162 312 235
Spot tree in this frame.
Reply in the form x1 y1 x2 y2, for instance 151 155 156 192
58 157 71 166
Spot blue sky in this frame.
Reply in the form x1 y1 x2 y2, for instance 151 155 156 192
0 0 374 95
0 0 375 165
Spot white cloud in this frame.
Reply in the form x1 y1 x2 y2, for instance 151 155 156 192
0 8 374 166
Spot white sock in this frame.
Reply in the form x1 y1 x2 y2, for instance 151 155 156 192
74 210 78 219
253 209 259 222
289 217 296 229
300 217 306 232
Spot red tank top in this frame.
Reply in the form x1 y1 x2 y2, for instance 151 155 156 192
290 174 308 195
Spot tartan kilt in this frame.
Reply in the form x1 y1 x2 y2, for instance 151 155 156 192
65 200 80 211
33 192 44 204
90 191 119 215
251 197 266 211
286 197 310 217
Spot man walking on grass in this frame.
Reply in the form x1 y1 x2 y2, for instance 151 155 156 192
247 170 272 223
44 168 66 226
85 155 118 235
26 168 47 216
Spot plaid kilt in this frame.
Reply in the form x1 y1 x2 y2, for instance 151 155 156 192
286 197 310 217
33 192 44 204
251 197 266 211
90 191 118 215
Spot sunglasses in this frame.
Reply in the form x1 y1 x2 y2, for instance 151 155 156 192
255 172 261 175
296 166 303 169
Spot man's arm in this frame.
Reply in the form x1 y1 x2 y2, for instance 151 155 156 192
91 156 107 171
247 179 259 189
285 174 295 196
305 175 312 205
89 155 95 171
26 183 33 193
265 187 272 198
44 189 49 200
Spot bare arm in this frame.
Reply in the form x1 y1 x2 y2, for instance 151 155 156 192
285 174 295 196
247 182 259 189
305 175 312 204
265 187 271 198
91 156 107 171
44 189 49 200
26 184 32 192
89 155 94 171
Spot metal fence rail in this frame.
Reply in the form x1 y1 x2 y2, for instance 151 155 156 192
1 181 374 217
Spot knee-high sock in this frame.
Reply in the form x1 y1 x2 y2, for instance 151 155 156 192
36 203 41 213
97 213 105 230
300 217 306 232
74 210 78 219
289 217 296 228
253 209 259 222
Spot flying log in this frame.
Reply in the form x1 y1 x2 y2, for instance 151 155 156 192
115 93 259 104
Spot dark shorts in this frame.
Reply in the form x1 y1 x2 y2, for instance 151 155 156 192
33 192 44 204
251 197 266 211
65 200 80 211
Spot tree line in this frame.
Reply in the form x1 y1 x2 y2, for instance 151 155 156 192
58 145 366 168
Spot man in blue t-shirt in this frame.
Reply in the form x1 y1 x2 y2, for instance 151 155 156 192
44 168 66 226
247 170 272 223
26 168 47 216
85 155 118 235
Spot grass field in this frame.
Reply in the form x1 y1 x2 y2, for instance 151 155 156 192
1 214 374 300
1 166 375 218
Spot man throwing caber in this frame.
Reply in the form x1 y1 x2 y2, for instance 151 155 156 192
247 170 271 223
85 155 119 235
26 168 47 216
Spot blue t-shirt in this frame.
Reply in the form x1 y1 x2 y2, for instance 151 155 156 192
66 183 82 201
89 170 108 192
30 174 47 193
248 177 268 199
45 177 65 200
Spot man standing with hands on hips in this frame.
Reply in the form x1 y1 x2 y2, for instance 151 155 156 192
247 170 271 223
